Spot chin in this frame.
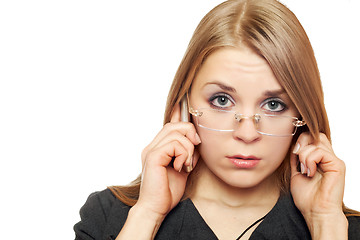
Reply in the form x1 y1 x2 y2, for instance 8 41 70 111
214 169 275 189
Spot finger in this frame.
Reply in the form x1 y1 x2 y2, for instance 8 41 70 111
163 123 201 146
293 132 335 176
184 147 200 173
170 142 191 173
304 147 345 177
145 122 201 156
170 102 181 123
296 142 344 178
297 144 317 175
296 144 330 176
318 133 334 152
146 140 189 172
293 132 333 154
303 147 325 177
154 131 195 168
292 132 313 154
142 122 201 165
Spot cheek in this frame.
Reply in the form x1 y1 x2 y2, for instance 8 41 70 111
264 136 293 164
197 126 293 165
195 127 226 161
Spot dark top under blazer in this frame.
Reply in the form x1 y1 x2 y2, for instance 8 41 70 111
74 189 360 240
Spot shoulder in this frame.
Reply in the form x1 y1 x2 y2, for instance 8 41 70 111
74 188 131 240
348 215 360 238
276 195 360 239
252 193 312 239
78 189 124 223
278 195 360 238
82 189 118 212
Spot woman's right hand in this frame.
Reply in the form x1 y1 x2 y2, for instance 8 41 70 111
116 104 201 239
136 103 201 220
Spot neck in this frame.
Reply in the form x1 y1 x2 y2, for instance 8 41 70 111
190 161 280 208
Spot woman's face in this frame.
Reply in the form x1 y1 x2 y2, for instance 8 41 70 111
189 47 298 188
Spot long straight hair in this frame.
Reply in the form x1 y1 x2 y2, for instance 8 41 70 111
109 0 359 216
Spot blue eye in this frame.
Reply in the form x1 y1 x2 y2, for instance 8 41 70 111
209 93 235 109
261 98 287 113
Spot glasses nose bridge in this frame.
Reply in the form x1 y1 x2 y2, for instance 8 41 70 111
234 113 261 125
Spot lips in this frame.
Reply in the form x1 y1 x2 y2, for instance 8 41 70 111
228 155 261 160
227 155 261 168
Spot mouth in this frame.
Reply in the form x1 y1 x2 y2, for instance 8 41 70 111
227 155 261 160
226 155 261 168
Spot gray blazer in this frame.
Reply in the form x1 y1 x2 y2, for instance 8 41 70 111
74 189 360 240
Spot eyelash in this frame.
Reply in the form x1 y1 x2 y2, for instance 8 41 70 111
208 93 288 113
261 98 288 113
208 93 235 109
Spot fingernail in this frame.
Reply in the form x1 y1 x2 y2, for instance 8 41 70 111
300 162 306 174
307 168 311 177
186 156 193 173
178 164 183 173
293 143 300 154
195 133 201 144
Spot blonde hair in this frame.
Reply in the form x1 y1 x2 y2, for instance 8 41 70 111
109 0 359 216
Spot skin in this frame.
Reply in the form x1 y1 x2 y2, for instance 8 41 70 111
189 47 297 191
116 47 348 240
291 133 348 239
187 47 299 238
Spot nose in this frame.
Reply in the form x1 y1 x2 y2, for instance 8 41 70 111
233 115 261 143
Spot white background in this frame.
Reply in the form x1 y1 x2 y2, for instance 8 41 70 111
0 0 359 239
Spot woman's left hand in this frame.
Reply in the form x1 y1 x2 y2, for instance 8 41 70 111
290 132 348 237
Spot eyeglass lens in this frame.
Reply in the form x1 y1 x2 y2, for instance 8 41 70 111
194 108 297 136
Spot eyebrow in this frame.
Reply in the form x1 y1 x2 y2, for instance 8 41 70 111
202 81 286 97
263 89 286 97
202 81 237 92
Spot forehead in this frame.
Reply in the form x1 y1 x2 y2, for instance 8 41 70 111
191 47 281 93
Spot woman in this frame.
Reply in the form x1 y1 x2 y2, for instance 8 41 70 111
74 0 360 239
